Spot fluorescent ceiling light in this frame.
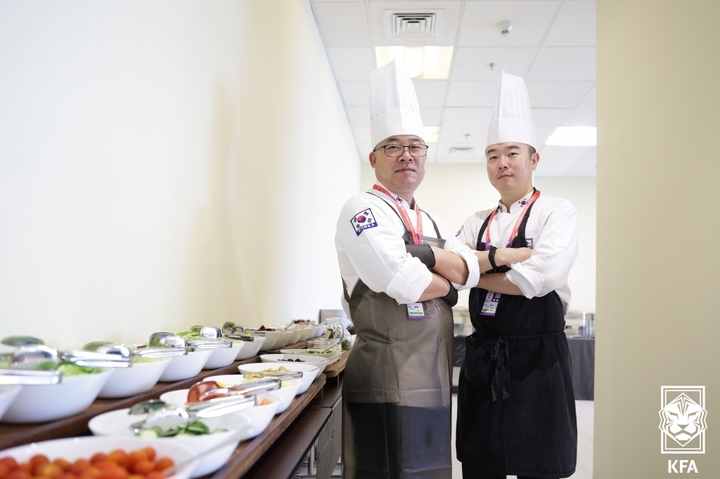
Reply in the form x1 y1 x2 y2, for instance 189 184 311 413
423 126 439 143
545 126 597 146
375 46 453 80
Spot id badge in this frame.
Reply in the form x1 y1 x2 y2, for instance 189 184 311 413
480 292 501 316
407 303 425 320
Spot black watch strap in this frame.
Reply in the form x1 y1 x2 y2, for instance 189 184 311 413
488 246 500 271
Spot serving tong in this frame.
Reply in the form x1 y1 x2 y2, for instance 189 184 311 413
0 344 133 385
83 341 188 360
128 378 282 436
148 331 233 351
221 322 254 342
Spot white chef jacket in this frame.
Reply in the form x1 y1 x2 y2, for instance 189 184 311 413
336 182 481 312
456 191 579 311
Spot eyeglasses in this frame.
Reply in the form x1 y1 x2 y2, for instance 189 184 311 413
373 144 429 158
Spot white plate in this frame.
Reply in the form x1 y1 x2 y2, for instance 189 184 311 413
1 370 112 424
260 354 330 372
237 362 320 394
0 436 197 479
88 408 253 478
204 374 301 413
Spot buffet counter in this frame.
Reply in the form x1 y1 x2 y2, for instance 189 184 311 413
0 346 349 479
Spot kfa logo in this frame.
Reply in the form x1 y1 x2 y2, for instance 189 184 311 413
659 386 707 454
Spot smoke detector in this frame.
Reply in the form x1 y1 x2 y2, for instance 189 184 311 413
496 20 514 36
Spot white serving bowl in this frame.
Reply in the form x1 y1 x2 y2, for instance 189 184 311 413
98 358 171 399
88 408 253 478
205 374 300 414
295 326 312 343
260 353 330 372
256 331 283 351
1 369 112 424
203 341 243 369
159 388 191 406
284 328 303 346
158 348 213 382
235 336 265 360
0 436 197 479
0 385 21 421
237 362 320 395
242 392 281 438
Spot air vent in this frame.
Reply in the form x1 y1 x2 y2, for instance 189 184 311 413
390 13 438 37
448 146 476 155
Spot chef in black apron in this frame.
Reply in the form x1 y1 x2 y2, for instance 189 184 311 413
455 72 580 479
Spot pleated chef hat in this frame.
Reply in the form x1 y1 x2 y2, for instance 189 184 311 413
486 71 536 149
369 61 424 148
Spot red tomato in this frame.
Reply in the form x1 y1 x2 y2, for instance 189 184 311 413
186 380 221 403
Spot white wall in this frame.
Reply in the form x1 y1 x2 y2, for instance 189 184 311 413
595 0 720 476
362 162 596 313
0 0 359 349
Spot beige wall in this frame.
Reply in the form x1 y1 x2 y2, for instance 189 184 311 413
0 0 360 350
596 0 720 476
362 162 597 313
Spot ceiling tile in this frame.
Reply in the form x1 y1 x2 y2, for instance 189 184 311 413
420 106 443 126
326 47 375 80
458 1 562 47
535 127 556 149
526 81 595 108
413 80 448 107
346 105 371 127
446 81 498 107
526 46 596 81
544 1 595 46
312 2 371 47
577 85 596 109
532 108 572 129
562 108 596 127
451 47 537 80
338 80 370 106
539 145 594 161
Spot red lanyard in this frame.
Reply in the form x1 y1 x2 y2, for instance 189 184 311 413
372 185 424 245
484 189 541 248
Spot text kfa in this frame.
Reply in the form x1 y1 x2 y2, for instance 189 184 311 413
668 460 698 473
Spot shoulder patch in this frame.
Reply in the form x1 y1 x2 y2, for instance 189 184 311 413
351 208 378 236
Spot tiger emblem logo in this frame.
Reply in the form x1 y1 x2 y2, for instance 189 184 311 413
658 392 708 447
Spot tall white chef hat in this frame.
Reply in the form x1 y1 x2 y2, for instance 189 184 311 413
369 61 424 148
486 71 536 150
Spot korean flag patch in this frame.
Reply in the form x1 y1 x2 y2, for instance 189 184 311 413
351 208 378 236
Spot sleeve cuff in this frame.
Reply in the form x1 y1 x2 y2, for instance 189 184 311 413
385 258 433 304
506 263 543 299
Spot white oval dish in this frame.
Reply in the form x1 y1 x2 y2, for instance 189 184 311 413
0 385 21 421
98 358 171 399
205 374 301 413
158 349 213 382
237 362 320 394
1 369 112 424
0 436 197 479
88 407 253 478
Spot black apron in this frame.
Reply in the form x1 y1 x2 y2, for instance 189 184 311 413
342 198 454 479
456 203 577 479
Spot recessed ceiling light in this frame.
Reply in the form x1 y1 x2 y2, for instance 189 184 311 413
375 46 453 79
545 126 597 146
